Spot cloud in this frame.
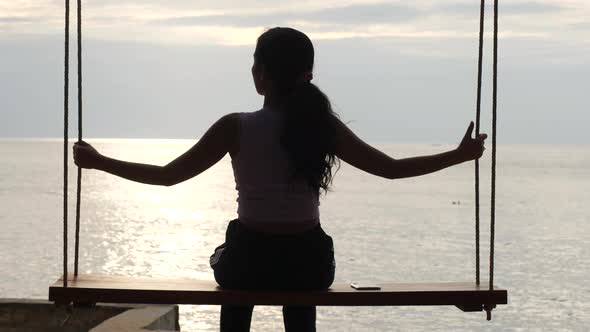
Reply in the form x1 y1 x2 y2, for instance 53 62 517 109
570 21 590 31
155 3 421 28
0 17 34 23
0 0 588 46
438 1 569 16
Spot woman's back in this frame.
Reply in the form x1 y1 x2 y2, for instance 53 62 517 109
232 108 320 232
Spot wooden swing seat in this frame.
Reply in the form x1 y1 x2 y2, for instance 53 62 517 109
49 274 507 312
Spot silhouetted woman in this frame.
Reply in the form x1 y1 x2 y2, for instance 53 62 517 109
74 27 487 332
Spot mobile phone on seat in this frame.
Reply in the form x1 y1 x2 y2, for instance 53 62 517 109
350 282 381 290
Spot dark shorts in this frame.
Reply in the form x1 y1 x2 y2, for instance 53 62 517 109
210 219 335 291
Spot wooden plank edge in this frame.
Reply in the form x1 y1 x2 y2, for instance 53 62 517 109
49 287 507 306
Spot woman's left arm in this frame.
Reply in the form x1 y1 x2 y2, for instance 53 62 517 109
73 113 239 186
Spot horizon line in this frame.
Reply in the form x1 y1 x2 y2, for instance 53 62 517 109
0 137 588 147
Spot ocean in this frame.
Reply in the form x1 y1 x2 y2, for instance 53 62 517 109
1 139 589 331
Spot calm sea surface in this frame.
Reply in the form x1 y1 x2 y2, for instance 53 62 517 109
1 139 589 331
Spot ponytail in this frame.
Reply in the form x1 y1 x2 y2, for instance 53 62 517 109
282 82 339 194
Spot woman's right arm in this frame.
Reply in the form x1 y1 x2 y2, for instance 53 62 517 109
332 117 487 180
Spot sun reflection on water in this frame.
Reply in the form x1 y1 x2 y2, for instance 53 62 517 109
84 139 234 284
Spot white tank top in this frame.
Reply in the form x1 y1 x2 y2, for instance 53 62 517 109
231 108 320 230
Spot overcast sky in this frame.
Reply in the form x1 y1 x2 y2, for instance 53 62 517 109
1 0 588 143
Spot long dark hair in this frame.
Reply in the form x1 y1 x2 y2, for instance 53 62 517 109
254 27 339 194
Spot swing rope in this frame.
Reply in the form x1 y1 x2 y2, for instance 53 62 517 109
74 0 83 278
490 0 499 293
62 0 83 286
484 0 500 321
474 0 486 287
62 0 70 288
